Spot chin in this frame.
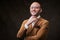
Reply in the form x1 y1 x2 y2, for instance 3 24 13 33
31 14 36 16
31 13 37 16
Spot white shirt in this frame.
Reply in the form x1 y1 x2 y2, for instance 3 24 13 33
25 15 41 29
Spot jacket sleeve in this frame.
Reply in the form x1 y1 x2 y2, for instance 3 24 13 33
34 20 49 39
17 20 27 38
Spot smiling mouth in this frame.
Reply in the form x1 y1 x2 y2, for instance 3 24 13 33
32 12 35 13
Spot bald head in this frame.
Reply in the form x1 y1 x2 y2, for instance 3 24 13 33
30 2 41 8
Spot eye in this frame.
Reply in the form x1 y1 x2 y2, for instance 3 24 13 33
30 7 40 9
30 7 34 9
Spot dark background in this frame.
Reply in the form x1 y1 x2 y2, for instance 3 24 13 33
0 0 60 40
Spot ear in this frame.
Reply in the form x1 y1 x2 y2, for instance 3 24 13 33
40 9 42 13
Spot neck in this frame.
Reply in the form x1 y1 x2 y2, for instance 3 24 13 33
32 14 40 17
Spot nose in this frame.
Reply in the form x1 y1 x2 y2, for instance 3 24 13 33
32 8 35 11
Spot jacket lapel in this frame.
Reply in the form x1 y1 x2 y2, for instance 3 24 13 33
26 24 33 35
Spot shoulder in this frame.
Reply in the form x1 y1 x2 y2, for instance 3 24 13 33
38 17 49 26
41 18 49 23
22 19 28 24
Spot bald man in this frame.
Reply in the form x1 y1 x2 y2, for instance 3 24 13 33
17 2 49 40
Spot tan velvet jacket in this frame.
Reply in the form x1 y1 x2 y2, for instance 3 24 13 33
17 17 49 40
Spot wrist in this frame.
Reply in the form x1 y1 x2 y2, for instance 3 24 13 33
24 24 28 29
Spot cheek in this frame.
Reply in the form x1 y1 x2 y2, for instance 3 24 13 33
30 9 32 12
36 9 40 12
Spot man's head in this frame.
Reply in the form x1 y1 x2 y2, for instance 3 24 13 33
30 2 42 16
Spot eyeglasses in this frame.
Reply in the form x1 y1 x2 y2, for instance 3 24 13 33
30 6 40 9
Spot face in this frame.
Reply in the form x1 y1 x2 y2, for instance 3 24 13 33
30 2 42 16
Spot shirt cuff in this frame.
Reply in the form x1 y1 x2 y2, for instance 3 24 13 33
24 24 28 29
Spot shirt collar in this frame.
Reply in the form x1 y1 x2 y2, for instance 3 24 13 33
37 15 41 19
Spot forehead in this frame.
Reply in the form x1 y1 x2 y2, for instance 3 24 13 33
30 2 40 7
